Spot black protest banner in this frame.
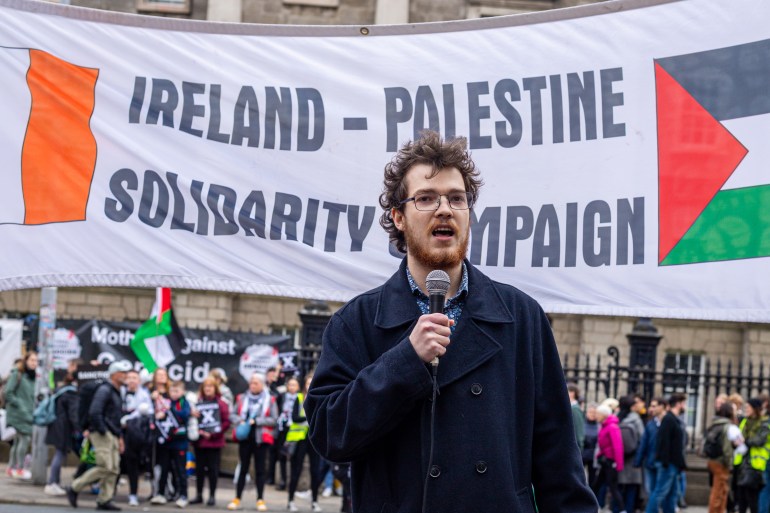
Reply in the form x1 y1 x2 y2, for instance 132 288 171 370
57 319 293 395
196 400 222 433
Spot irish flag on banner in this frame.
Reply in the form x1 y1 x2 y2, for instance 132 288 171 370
130 288 185 372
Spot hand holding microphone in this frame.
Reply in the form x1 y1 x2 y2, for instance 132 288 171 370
409 270 452 366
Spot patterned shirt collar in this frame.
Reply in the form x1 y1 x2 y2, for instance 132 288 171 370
406 262 469 302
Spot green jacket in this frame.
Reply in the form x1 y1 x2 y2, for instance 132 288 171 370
708 417 735 469
572 403 585 451
5 368 35 435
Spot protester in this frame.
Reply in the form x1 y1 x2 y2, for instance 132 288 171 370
568 383 585 451
634 396 666 498
209 368 234 411
274 376 301 491
735 397 767 513
595 404 626 513
150 380 191 508
265 366 283 487
706 402 737 513
67 360 132 511
44 372 79 495
228 373 278 512
286 374 323 513
617 395 645 513
644 393 688 513
120 369 153 507
305 131 597 512
190 376 231 506
4 351 38 480
583 402 600 495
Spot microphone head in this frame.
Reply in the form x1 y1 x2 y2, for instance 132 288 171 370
426 270 450 296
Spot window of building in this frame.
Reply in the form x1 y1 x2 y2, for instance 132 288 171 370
137 0 191 14
662 351 705 440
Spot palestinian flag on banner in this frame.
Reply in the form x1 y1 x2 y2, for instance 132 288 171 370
130 288 185 372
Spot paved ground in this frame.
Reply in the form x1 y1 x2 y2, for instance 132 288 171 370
0 463 712 512
0 463 345 512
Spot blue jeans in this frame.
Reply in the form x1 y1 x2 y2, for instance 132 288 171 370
644 466 658 498
759 467 770 513
645 462 679 513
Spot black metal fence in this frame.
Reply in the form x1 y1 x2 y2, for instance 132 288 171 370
563 346 770 450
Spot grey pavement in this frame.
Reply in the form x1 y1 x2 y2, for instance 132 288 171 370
0 463 711 512
0 463 344 512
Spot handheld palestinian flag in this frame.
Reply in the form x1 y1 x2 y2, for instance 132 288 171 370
130 288 185 372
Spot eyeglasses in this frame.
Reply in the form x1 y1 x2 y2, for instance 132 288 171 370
399 191 473 211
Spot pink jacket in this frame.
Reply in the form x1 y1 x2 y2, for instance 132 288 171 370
597 415 624 471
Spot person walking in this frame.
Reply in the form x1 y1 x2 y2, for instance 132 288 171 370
66 360 132 511
44 372 79 496
706 402 737 513
595 404 626 513
644 393 688 513
634 396 666 498
617 395 645 513
227 373 278 512
4 351 38 480
286 374 323 513
735 397 768 513
190 377 231 506
583 402 600 496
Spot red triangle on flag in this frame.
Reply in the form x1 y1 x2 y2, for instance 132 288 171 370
656 62 748 263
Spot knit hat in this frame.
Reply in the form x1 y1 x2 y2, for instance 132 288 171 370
748 397 763 411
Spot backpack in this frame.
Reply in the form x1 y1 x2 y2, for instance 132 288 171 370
78 379 107 431
701 422 726 459
620 423 639 455
33 385 76 426
124 414 153 450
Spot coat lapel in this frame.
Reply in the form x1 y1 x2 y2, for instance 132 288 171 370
374 259 516 388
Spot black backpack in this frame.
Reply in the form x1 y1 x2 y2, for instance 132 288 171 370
702 423 726 459
78 379 107 431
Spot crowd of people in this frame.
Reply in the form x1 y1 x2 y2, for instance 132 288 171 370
0 352 350 512
572 384 770 513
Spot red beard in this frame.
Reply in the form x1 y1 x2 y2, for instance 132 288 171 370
403 221 469 270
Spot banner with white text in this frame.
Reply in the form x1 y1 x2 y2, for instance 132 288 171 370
0 0 769 321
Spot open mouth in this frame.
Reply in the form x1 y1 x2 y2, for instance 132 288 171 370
432 226 455 238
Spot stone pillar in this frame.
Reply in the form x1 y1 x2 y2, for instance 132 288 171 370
375 0 409 24
207 0 242 22
626 318 662 399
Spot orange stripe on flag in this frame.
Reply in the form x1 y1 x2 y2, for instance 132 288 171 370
22 50 98 225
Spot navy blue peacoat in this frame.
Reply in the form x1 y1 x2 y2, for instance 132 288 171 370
305 259 598 513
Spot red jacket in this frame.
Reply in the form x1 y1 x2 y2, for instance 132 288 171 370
195 396 231 449
597 415 624 471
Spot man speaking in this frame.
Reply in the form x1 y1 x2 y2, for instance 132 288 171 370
305 131 597 512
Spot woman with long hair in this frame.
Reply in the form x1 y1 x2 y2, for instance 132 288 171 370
275 376 300 491
228 373 278 512
5 351 38 479
736 398 767 513
190 377 231 506
286 374 323 512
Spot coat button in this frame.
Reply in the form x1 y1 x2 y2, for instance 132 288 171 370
470 383 483 395
429 465 441 478
475 461 488 474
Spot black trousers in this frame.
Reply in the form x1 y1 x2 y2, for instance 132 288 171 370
594 459 623 511
194 447 221 498
236 439 270 500
288 439 323 502
738 485 759 513
123 444 146 495
157 445 188 499
271 428 288 485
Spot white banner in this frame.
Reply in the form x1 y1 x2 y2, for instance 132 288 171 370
0 0 769 321
0 320 23 378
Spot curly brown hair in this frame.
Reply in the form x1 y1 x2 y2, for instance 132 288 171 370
379 130 482 253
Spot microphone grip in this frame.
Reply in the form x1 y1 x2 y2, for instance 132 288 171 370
429 293 446 367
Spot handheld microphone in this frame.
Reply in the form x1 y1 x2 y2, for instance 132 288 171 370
426 270 450 367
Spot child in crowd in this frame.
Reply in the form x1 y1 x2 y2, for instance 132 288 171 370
150 380 191 508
